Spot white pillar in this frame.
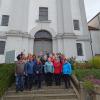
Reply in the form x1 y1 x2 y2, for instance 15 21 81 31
62 0 73 34
56 0 64 34
57 37 64 53
52 38 57 53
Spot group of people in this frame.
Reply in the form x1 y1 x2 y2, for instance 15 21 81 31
15 52 73 92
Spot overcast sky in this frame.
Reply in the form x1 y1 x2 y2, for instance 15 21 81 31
84 0 100 22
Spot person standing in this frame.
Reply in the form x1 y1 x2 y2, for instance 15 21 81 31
25 55 34 90
44 57 54 86
34 58 43 89
53 57 62 86
62 58 72 89
15 55 25 92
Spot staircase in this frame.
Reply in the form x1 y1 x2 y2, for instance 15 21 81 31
2 84 78 100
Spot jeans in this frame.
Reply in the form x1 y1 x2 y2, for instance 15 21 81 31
54 74 61 86
63 74 71 89
24 75 28 89
45 72 53 86
35 74 42 88
16 74 24 91
27 74 33 90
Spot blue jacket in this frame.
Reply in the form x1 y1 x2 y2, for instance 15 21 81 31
25 61 34 75
44 61 54 73
62 62 72 75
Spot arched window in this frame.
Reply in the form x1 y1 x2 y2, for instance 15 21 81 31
34 30 52 41
34 30 52 55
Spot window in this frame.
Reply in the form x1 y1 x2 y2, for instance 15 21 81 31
39 7 48 21
0 0 1 7
76 43 83 56
0 41 5 55
1 15 9 26
73 20 80 30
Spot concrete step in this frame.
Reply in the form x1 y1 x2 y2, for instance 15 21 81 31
34 93 77 99
3 93 77 100
6 88 74 95
3 97 78 100
8 85 66 91
3 84 78 100
51 99 77 100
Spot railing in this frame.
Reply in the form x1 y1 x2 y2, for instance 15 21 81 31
70 75 80 100
71 75 100 100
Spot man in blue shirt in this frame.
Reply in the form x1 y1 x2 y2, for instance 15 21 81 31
25 56 34 90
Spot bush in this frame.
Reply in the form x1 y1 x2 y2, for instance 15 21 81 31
75 69 100 81
0 64 15 97
89 56 100 69
83 80 94 92
74 62 91 69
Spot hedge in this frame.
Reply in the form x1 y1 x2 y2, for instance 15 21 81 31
74 69 100 81
89 56 100 69
0 64 15 97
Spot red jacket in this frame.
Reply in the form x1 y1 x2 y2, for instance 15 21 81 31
53 60 62 74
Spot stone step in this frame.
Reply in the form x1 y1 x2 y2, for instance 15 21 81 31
34 88 74 94
3 84 78 100
3 97 33 100
34 93 77 99
3 98 78 100
8 85 66 91
3 93 77 100
51 99 77 100
3 97 77 100
6 88 74 95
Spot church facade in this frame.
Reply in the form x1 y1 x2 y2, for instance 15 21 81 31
0 0 92 63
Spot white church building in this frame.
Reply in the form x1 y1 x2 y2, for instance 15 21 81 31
0 0 92 63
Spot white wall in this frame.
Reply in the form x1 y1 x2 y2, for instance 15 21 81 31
79 0 89 35
5 36 33 60
0 0 13 32
28 0 57 35
0 55 5 63
70 0 83 35
90 30 100 55
57 38 64 53
9 0 29 32
52 38 57 53
63 38 77 58
0 0 29 32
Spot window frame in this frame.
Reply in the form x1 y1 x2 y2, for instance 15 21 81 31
73 20 80 30
39 7 48 21
0 41 6 55
76 43 84 56
1 15 9 26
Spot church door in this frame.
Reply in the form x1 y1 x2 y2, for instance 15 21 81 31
34 30 52 55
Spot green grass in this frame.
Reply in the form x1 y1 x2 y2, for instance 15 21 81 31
74 69 100 81
0 64 15 97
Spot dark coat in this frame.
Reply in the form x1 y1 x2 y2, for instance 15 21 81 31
34 63 43 81
34 63 43 74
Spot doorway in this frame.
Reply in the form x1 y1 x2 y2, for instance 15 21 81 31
34 30 52 55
